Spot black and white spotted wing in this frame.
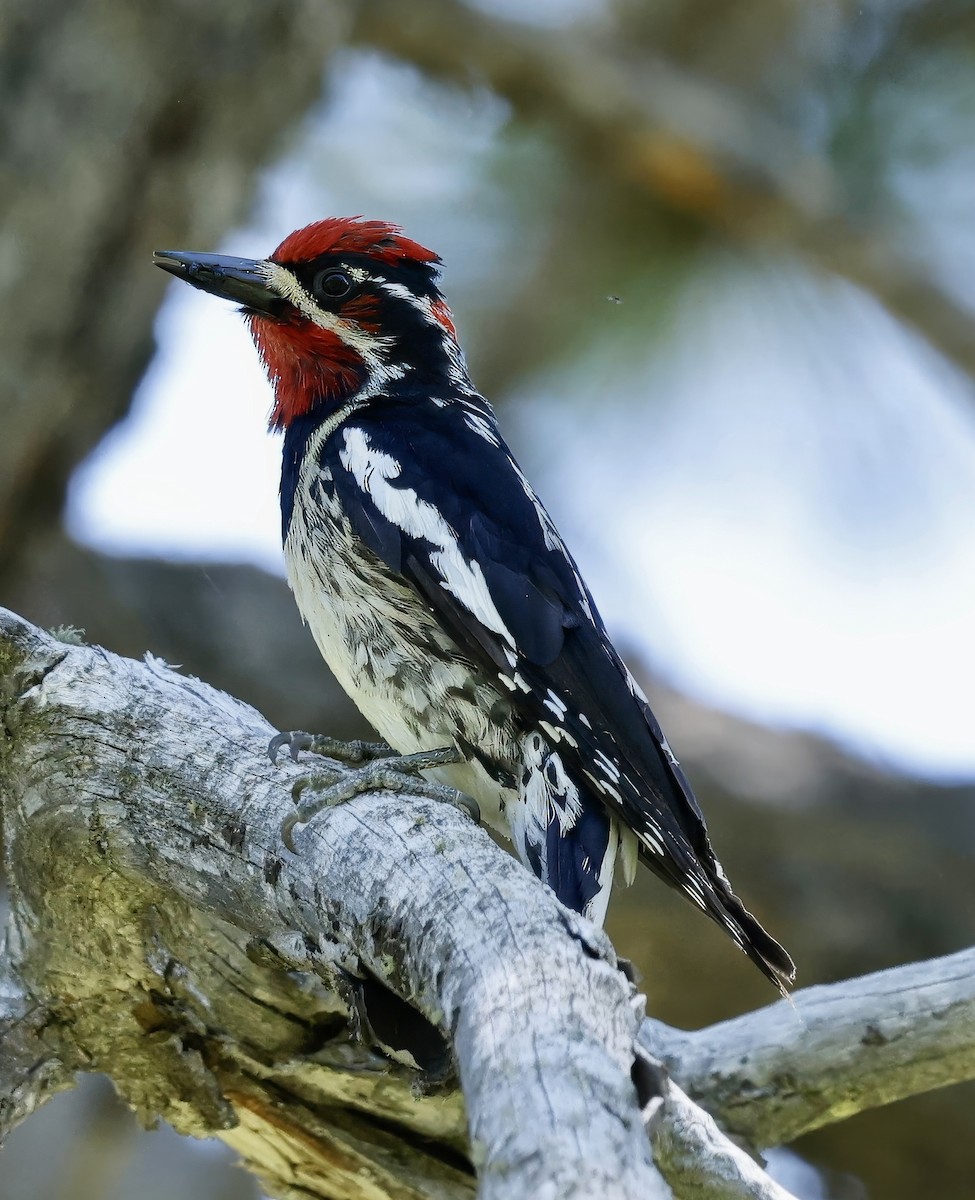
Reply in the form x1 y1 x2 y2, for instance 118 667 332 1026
323 394 795 988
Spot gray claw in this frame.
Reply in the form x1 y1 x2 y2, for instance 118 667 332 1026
453 792 481 824
269 730 394 767
281 811 302 855
278 744 478 852
268 730 314 765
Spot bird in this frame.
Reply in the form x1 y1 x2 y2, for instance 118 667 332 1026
153 218 795 991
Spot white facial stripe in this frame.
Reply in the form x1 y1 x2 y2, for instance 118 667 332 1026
376 278 430 313
259 261 395 368
374 278 457 336
373 279 475 392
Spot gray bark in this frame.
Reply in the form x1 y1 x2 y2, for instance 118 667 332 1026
0 609 748 1199
1 608 971 1198
0 965 75 1141
644 946 975 1149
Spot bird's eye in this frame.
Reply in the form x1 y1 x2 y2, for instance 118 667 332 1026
313 269 353 301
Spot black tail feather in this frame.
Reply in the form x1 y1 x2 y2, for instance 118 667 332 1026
636 838 796 993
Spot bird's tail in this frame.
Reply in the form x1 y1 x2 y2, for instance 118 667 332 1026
633 831 795 994
707 874 795 995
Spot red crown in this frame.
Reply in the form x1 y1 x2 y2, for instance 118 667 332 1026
270 217 439 268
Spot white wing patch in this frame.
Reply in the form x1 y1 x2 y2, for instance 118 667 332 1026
521 733 583 842
523 736 584 836
339 427 518 651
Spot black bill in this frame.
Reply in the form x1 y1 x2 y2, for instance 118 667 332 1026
153 250 282 315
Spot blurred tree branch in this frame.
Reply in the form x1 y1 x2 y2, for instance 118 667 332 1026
0 0 346 587
1 611 973 1198
352 0 975 382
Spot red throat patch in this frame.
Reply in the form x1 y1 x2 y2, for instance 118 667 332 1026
248 313 366 431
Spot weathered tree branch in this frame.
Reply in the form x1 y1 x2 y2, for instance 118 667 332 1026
647 1075 797 1200
0 966 74 1144
1 608 970 1197
643 945 975 1149
0 608 794 1199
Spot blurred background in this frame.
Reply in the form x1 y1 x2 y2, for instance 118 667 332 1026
2 1 974 1197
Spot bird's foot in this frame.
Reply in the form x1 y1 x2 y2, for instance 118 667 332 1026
280 744 480 852
268 729 393 766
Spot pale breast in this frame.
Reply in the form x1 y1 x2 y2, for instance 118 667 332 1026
283 453 519 832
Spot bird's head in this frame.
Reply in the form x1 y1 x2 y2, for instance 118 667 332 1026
153 218 463 430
